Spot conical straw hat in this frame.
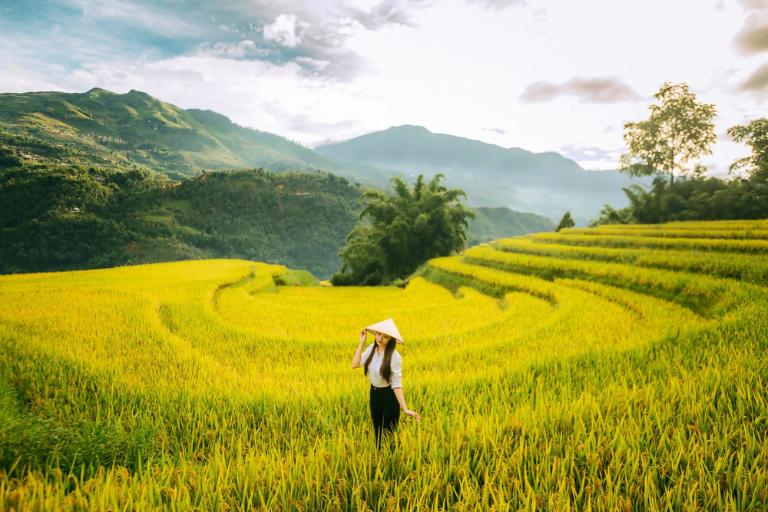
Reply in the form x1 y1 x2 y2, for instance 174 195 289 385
364 317 404 344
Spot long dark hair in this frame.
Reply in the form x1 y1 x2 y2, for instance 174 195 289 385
363 336 397 382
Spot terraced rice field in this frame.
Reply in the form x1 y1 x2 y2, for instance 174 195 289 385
1 219 767 510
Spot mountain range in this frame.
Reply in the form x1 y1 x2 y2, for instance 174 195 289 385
0 88 646 224
315 125 651 223
0 88 561 277
0 88 337 180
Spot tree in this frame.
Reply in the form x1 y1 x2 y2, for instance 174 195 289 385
555 211 575 231
619 82 716 186
590 203 633 227
331 173 475 286
727 118 768 179
588 173 768 226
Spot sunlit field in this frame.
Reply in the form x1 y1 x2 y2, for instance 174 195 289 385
1 219 767 510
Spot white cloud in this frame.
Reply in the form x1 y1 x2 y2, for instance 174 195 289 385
740 62 768 92
734 12 768 54
1 0 763 175
193 40 269 59
0 63 64 93
71 0 197 36
41 54 369 147
520 77 642 103
263 14 307 48
466 0 526 9
740 0 768 10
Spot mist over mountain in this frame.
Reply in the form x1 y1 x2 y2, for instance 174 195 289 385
315 125 651 224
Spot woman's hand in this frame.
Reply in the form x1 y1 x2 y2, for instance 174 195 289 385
403 409 420 422
359 329 367 344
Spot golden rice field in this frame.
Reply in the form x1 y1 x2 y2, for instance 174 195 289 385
1 219 767 510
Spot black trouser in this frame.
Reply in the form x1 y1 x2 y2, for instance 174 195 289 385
369 384 400 448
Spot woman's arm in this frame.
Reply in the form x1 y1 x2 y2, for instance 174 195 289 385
351 330 367 369
393 387 420 422
390 355 419 420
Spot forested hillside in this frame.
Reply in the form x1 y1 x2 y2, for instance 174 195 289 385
0 88 339 179
0 163 553 278
0 89 560 278
0 165 361 278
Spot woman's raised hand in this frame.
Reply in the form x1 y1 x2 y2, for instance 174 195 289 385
359 329 367 344
404 409 420 422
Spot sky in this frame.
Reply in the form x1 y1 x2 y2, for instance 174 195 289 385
1 0 766 175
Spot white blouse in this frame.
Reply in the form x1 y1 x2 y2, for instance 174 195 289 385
361 343 402 389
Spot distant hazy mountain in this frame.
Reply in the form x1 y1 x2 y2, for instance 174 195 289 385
468 207 554 246
0 88 341 179
315 125 651 224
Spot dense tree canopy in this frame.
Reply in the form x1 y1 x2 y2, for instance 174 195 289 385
591 174 768 225
0 165 361 277
331 174 474 286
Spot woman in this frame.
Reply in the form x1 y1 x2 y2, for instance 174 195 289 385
351 317 420 448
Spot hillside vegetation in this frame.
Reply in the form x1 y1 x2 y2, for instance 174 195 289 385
0 89 650 224
0 163 551 279
1 219 766 509
0 165 361 279
0 88 556 278
0 88 340 179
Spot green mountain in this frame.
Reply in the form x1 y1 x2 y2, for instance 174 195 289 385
315 125 652 224
0 89 564 277
0 88 638 225
468 207 554 246
0 88 340 179
0 163 553 278
0 165 362 278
